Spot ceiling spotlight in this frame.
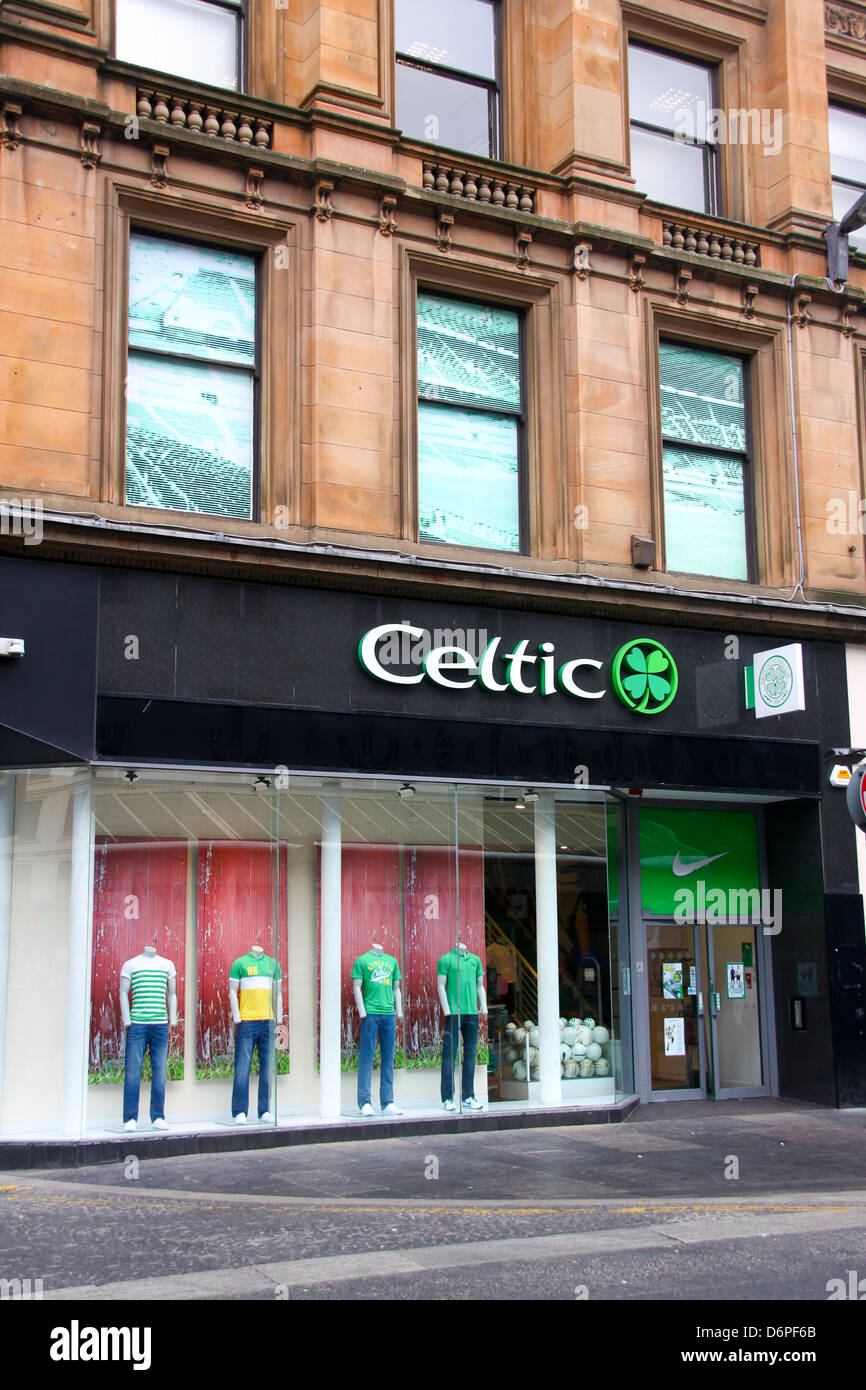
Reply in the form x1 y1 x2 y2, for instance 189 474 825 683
515 792 526 810
398 783 416 800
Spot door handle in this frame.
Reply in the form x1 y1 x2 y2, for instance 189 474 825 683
711 992 721 1016
697 991 704 1016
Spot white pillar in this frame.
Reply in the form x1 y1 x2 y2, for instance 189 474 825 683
319 791 342 1118
63 773 94 1138
534 792 562 1107
0 774 16 1128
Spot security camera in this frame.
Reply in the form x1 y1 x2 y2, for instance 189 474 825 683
398 783 416 800
0 638 24 658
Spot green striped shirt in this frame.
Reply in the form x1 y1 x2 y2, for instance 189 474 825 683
121 952 176 1024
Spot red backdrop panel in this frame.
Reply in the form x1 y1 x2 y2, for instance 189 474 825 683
316 843 485 1061
404 846 486 1056
90 837 188 1077
196 840 288 1067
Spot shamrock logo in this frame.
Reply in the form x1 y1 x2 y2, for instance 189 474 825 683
611 638 678 715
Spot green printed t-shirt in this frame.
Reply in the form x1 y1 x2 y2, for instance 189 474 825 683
351 951 401 1015
437 948 483 1016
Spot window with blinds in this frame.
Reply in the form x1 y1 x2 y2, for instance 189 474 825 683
658 342 751 581
416 292 523 552
829 105 866 255
115 0 244 91
125 233 257 521
395 0 500 159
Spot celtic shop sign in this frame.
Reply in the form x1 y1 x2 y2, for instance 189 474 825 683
746 643 806 719
357 623 679 714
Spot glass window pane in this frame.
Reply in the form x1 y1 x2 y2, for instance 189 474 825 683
418 294 520 412
129 235 255 368
829 106 866 187
833 180 866 253
116 0 240 90
662 446 748 579
630 126 708 211
418 403 519 550
628 44 713 138
396 64 492 157
126 354 253 518
395 0 495 79
659 343 746 451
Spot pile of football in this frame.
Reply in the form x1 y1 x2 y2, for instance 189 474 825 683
502 1018 612 1081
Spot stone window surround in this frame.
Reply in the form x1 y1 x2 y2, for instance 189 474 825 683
100 181 299 531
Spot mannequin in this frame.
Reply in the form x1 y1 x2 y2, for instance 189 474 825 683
119 940 178 1131
351 933 403 1116
229 940 283 1125
437 934 487 1112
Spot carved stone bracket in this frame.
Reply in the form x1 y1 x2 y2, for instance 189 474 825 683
629 253 646 293
436 211 454 254
516 228 532 269
151 143 170 190
795 292 811 328
378 194 398 236
675 267 692 305
842 296 863 337
310 179 334 221
826 4 866 43
1 102 23 150
742 282 759 319
574 242 592 279
80 121 101 169
245 166 264 211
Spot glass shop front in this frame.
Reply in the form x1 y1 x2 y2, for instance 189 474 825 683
1 558 859 1140
0 768 633 1138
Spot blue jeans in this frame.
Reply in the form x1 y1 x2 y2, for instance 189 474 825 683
232 1019 275 1119
123 1023 169 1123
441 1013 479 1103
357 1013 396 1109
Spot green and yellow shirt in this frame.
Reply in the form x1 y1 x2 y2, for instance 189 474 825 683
230 950 282 1021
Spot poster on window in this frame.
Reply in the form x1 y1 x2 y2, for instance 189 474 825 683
726 961 746 999
664 1017 686 1056
662 962 683 999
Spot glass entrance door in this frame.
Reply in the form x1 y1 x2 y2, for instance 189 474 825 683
646 921 704 1096
706 920 764 1096
637 804 771 1103
642 918 767 1099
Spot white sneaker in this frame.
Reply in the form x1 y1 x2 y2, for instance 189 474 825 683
124 1119 137 1131
443 1099 457 1112
152 1117 169 1131
259 1111 275 1123
382 1103 404 1116
463 1097 485 1110
360 1102 375 1117
234 1113 247 1125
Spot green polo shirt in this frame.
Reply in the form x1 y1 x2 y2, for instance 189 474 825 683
437 948 483 1016
351 951 401 1015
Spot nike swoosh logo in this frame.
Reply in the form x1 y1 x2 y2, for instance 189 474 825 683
671 851 729 877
